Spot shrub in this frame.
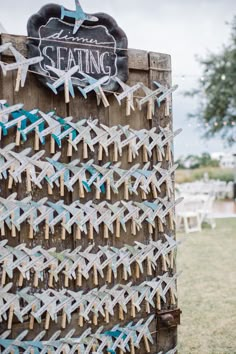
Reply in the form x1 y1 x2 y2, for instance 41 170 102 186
176 167 234 184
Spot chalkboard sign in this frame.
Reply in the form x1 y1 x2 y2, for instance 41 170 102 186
27 4 128 92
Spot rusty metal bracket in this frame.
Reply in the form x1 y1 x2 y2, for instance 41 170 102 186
157 308 181 329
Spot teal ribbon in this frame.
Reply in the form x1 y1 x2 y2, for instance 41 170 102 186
0 339 43 353
104 330 127 354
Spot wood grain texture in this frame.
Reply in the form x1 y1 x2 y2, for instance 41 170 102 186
0 34 178 353
149 52 178 353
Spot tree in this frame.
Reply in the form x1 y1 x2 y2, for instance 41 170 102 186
176 153 219 170
198 153 219 168
186 17 236 145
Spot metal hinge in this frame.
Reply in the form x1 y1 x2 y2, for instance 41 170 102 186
157 308 181 329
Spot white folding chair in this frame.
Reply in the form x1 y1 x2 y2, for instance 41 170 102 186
176 196 202 234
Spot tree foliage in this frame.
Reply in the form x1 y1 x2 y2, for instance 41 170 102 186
177 153 219 170
187 17 236 145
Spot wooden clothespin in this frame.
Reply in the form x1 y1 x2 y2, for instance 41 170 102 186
46 65 80 103
114 78 143 116
1 46 43 92
78 73 110 108
137 85 162 120
154 81 178 117
79 303 84 327
76 264 82 287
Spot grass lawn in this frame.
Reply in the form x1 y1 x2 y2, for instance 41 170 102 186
177 218 236 354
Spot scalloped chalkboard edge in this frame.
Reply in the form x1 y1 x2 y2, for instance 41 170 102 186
27 3 129 93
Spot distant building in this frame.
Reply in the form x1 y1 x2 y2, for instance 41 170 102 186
220 153 235 169
211 152 225 161
211 152 235 169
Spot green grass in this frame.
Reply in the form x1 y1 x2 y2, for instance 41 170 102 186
177 218 236 354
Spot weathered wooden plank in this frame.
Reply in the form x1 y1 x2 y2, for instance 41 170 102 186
149 52 172 128
108 69 150 277
128 48 149 71
148 52 178 353
0 38 21 296
0 36 69 293
0 33 27 57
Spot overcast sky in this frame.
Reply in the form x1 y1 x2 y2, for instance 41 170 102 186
1 0 236 156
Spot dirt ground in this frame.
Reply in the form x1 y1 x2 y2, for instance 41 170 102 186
177 218 236 354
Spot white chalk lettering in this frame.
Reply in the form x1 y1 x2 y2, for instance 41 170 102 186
42 46 56 69
85 49 90 73
57 47 68 70
67 48 77 70
100 52 112 75
43 46 113 75
90 50 101 74
74 48 83 72
46 30 102 45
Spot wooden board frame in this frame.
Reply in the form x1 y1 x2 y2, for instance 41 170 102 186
0 33 178 353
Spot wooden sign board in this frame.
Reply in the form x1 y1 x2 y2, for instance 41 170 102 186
27 4 128 91
0 28 179 352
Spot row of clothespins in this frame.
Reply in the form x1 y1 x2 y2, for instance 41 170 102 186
0 43 178 115
1 144 177 199
0 270 179 330
0 315 178 353
0 101 181 161
0 236 180 288
0 326 177 354
0 194 183 239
